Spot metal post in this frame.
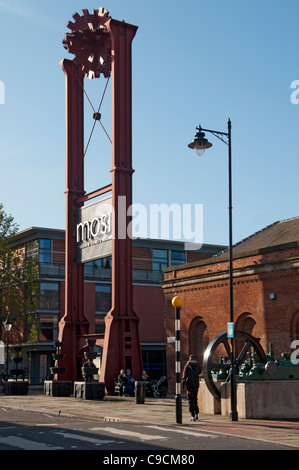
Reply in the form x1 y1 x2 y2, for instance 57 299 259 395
175 305 182 423
188 119 238 421
227 118 238 422
5 331 9 376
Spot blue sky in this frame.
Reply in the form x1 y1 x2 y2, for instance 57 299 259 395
0 0 299 246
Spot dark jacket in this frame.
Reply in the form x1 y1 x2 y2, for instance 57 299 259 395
182 360 200 390
118 374 127 385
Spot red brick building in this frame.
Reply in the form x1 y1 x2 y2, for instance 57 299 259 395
162 217 299 391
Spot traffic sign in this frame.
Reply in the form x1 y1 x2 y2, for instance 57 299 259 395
227 322 234 338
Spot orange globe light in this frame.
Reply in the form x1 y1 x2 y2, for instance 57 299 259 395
172 296 183 308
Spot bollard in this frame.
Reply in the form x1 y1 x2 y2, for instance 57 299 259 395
172 296 183 424
135 381 145 404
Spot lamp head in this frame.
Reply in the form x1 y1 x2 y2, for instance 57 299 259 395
3 317 12 332
172 296 183 308
188 126 212 156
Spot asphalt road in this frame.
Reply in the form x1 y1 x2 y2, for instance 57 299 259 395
0 408 295 455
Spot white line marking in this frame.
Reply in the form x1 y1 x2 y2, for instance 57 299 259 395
90 426 168 441
0 436 63 450
146 425 216 438
54 431 121 446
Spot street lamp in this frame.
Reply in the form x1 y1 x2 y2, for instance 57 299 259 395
188 118 238 422
3 317 12 377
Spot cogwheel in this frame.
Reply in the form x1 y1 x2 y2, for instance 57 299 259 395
63 8 111 79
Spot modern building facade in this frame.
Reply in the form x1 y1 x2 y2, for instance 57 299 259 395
7 226 225 384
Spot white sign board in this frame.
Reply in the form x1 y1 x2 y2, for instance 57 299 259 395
0 341 4 364
76 196 113 263
167 336 175 343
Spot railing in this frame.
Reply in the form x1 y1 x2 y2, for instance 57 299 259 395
133 270 164 283
39 264 65 277
39 264 164 283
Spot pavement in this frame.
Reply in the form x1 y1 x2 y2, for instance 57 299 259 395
1 386 299 449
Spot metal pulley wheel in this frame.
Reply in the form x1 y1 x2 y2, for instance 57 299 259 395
202 331 266 399
63 8 112 79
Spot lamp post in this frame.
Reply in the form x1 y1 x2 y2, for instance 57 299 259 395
3 317 12 377
188 118 238 421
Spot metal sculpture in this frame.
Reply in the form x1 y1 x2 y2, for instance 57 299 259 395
203 331 299 399
203 331 266 399
58 8 142 391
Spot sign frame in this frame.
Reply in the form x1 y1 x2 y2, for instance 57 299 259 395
76 196 113 264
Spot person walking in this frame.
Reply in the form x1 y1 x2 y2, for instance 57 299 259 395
182 354 201 421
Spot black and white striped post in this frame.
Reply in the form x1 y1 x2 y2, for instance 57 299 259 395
172 296 183 424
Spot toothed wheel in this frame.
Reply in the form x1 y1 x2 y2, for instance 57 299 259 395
63 8 111 79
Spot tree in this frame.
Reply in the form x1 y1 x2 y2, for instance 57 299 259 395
0 204 39 331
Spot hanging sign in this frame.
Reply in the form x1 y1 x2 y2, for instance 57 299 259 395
76 196 113 263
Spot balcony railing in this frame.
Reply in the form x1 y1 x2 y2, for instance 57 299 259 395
39 264 164 283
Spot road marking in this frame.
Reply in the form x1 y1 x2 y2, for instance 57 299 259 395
54 431 122 446
90 426 168 441
0 436 63 450
146 425 216 438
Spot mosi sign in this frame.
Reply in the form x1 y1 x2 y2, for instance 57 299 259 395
76 195 204 263
76 196 112 263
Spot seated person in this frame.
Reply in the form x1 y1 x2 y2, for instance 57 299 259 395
118 369 127 384
141 369 151 392
116 369 127 396
123 369 135 396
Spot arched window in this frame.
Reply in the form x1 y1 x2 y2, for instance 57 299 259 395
290 310 299 342
188 317 209 367
235 312 256 357
235 312 256 335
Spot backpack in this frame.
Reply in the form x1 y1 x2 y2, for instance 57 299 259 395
184 361 200 389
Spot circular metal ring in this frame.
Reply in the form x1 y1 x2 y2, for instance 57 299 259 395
203 331 266 399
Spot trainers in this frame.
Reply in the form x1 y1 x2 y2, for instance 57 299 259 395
189 416 195 421
195 414 198 420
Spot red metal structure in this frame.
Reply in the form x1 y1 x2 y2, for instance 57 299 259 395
58 8 142 391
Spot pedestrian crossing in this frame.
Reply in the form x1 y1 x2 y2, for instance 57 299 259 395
90 426 168 441
0 435 63 450
0 422 216 450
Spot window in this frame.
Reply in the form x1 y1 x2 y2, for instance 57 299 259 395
84 257 112 279
39 239 51 265
26 313 58 342
141 349 166 380
152 249 168 272
26 240 38 259
39 282 59 310
85 256 111 270
39 314 58 341
95 284 111 314
171 250 186 266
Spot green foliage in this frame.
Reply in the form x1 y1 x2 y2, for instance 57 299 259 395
0 204 39 326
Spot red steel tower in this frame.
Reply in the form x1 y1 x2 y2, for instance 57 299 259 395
58 8 142 391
